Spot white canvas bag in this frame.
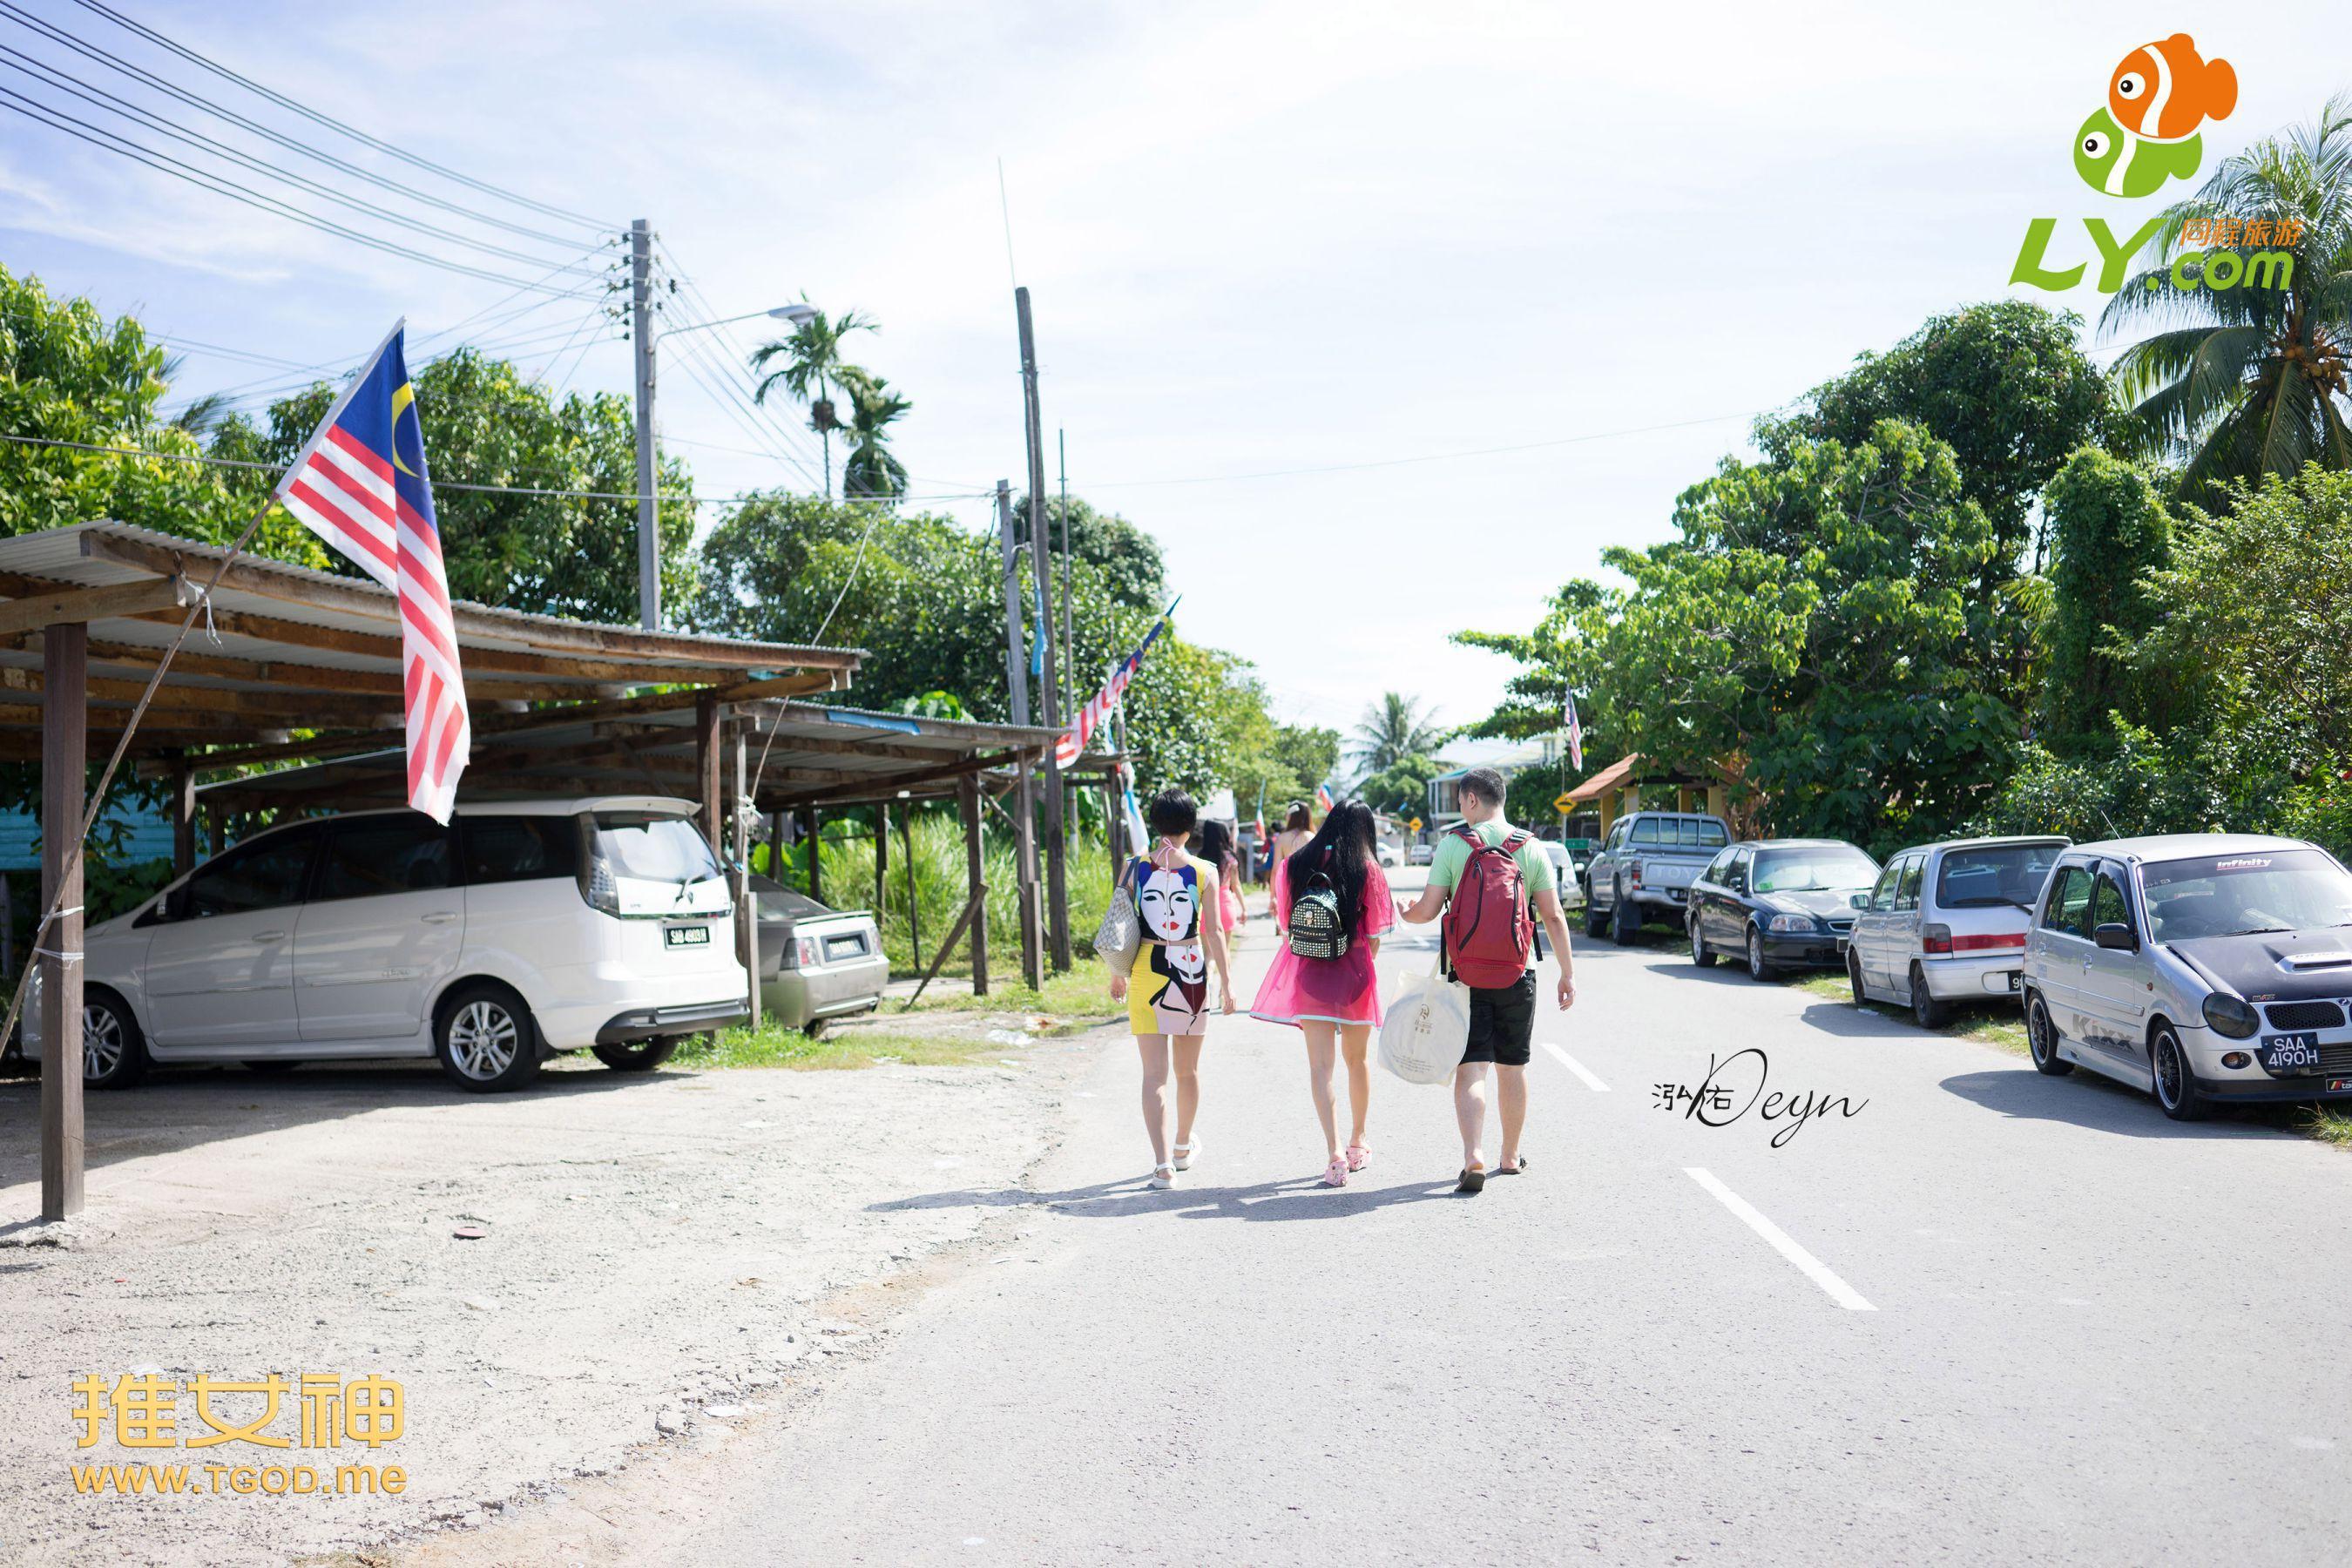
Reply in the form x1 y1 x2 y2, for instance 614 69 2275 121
1378 952 1471 1085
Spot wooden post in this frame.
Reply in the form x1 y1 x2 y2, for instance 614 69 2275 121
169 751 196 879
40 621 86 1221
1013 760 1044 990
874 802 889 921
807 807 823 904
768 809 785 879
202 802 225 862
1104 774 1122 875
1 872 12 984
959 775 989 997
695 695 723 858
733 726 759 1031
902 803 922 973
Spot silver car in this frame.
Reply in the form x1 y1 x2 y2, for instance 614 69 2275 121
749 875 889 1031
2021 834 2352 1120
1846 835 2068 1027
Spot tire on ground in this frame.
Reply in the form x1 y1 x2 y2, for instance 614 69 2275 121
434 982 543 1093
593 1039 679 1071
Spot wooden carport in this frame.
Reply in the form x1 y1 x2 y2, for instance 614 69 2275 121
1 521 872 1224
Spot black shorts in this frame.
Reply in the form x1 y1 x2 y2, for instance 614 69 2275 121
1460 971 1538 1067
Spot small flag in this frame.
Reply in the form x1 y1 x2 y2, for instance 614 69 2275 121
1563 689 1585 774
274 321 470 821
1315 783 1334 813
1054 596 1179 767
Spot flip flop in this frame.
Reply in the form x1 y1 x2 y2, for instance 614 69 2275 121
1494 1154 1528 1176
1456 1166 1486 1194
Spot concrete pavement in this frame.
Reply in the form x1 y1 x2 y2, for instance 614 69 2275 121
445 893 2352 1565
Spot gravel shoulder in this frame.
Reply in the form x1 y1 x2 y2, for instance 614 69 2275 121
0 1025 1104 1566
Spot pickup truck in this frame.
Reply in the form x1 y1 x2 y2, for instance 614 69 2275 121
1583 811 1734 943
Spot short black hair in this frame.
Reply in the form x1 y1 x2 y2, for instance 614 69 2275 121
1458 767 1507 808
1146 789 1199 840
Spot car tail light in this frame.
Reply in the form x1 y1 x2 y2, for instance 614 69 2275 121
1949 931 2027 953
797 936 821 969
1921 923 1953 954
1629 861 1644 888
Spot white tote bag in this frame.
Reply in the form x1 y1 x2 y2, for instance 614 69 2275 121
1378 953 1471 1085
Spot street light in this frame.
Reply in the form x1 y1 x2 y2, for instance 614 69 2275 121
665 302 818 336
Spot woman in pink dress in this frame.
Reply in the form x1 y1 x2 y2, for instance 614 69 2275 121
1200 819 1246 938
1250 801 1394 1186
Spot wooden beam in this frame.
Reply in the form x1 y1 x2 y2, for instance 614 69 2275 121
960 774 989 997
0 576 185 639
696 695 723 858
733 724 759 1032
766 749 1021 811
0 669 382 725
40 621 85 1221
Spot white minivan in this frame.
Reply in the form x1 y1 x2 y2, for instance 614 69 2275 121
24 797 748 1092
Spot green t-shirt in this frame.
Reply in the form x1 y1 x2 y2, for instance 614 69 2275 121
1428 818 1556 924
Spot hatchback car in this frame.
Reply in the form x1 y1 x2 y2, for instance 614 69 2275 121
2021 834 2352 1120
24 797 749 1093
1687 838 1879 979
1847 835 2068 1027
748 875 889 1030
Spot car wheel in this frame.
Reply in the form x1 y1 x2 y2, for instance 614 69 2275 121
1745 926 1775 981
1908 963 1950 1029
1583 886 1606 940
1611 887 1641 944
2151 1022 2209 1121
81 990 148 1090
592 1039 679 1072
435 983 542 1093
1691 916 1717 967
1847 948 1869 1006
2026 990 2072 1077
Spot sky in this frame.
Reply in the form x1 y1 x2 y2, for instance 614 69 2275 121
3 0 2345 752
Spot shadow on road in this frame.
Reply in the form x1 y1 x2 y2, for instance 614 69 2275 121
1938 1066 2312 1140
870 1173 1469 1221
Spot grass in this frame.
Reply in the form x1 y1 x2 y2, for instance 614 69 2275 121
672 962 1125 1073
902 966 1119 1021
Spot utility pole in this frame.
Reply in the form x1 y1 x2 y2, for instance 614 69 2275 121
1058 428 1074 719
1017 287 1070 971
997 479 1044 988
997 481 1029 727
629 218 660 632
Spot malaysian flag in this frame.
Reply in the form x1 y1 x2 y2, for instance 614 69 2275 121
1053 596 1179 767
274 322 470 821
1563 688 1584 774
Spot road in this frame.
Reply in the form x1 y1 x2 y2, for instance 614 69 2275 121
506 875 2352 1565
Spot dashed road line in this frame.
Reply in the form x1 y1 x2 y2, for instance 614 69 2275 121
1684 1167 1876 1311
1539 1041 1610 1092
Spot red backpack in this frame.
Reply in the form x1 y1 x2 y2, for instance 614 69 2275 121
1443 823 1533 988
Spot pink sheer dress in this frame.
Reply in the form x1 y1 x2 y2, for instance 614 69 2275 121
1248 855 1395 1027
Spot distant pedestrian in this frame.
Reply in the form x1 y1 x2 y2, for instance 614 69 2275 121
1199 818 1247 936
1273 801 1314 867
1253 801 1393 1186
1395 767 1577 1193
1107 789 1237 1189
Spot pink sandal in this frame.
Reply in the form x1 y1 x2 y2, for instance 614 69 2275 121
1345 1143 1370 1173
1321 1154 1348 1187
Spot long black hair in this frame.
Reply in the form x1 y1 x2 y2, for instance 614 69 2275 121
1198 818 1237 871
1285 800 1378 936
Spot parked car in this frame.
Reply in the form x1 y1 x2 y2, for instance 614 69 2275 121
24 798 748 1094
1847 835 2068 1026
1375 842 1402 868
1584 810 1734 943
749 875 889 1030
2021 834 2352 1120
1539 841 1587 910
1687 838 1879 979
1408 841 1435 867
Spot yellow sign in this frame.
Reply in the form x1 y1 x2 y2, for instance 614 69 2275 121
1553 792 1578 814
1407 816 1422 833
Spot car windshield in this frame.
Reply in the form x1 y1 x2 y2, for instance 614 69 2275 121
1753 847 1878 894
2141 848 2352 942
748 873 831 919
591 813 724 885
1936 842 2064 909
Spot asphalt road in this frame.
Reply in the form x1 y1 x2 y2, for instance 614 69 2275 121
622 882 2352 1565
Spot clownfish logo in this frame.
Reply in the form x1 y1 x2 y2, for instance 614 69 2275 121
2072 33 2235 198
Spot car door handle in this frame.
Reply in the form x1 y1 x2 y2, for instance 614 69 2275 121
255 929 288 943
422 912 459 924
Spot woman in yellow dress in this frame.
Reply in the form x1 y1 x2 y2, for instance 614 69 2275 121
1108 789 1236 1189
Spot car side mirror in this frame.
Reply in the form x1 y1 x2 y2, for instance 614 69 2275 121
2093 922 2138 951
1848 892 1869 910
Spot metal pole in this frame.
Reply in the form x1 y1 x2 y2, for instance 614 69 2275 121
1017 288 1070 971
630 218 660 632
1058 428 1074 719
39 622 86 1221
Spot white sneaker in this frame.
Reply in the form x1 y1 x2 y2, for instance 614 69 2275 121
1148 1164 1176 1191
1173 1138 1199 1172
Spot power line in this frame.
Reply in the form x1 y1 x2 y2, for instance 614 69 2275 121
59 0 616 232
0 45 609 276
0 87 598 295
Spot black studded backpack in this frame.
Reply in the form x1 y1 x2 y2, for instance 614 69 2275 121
1288 865 1349 961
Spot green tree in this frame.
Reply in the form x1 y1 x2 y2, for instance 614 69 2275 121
1016 494 1168 610
2104 97 2352 499
835 366 910 501
249 348 693 622
1356 753 1443 817
1761 300 2115 570
1351 692 1447 773
2037 448 2174 754
749 301 875 499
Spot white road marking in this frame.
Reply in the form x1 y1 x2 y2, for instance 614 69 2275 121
1684 1167 1876 1312
1539 1041 1610 1092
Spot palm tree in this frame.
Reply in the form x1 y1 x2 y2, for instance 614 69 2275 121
2104 95 2352 496
836 367 910 501
1352 691 1447 772
749 300 875 497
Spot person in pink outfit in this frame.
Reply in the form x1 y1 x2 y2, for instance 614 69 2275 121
1200 819 1246 938
1250 801 1393 1186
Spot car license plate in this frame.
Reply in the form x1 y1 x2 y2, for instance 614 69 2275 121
2003 971 2021 991
664 924 711 950
2260 1031 2322 1075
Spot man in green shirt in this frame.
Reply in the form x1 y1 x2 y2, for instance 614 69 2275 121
1397 767 1577 1191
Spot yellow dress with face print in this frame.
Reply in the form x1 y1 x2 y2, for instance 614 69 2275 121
1125 852 1217 1037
